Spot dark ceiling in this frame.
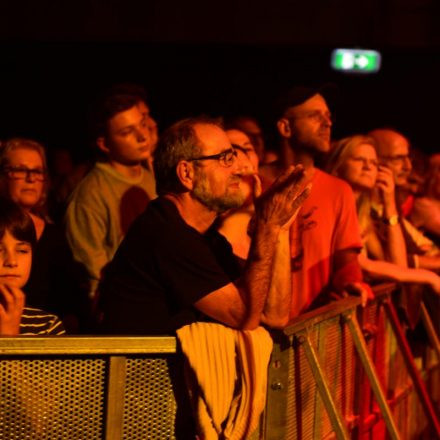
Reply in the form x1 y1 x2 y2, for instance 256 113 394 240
0 1 439 158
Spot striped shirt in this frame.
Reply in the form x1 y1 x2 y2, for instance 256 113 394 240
19 307 65 335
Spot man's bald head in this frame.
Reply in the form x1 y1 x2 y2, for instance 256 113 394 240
369 129 409 157
368 128 412 187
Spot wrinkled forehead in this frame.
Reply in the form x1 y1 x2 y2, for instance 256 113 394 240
284 93 329 118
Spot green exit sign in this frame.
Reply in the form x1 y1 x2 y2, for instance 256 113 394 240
331 49 381 74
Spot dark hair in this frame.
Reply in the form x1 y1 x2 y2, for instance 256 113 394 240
106 83 148 104
153 116 222 195
0 198 36 248
89 93 141 141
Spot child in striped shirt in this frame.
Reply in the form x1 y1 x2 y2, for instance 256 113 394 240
0 198 64 335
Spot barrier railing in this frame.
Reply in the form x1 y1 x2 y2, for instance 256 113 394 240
263 282 440 439
0 283 439 439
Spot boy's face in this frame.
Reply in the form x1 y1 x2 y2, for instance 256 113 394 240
99 105 152 166
0 230 32 289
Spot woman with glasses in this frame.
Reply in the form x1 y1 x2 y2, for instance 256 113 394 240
327 135 440 293
0 138 87 331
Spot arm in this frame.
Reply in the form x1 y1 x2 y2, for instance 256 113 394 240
375 165 408 267
260 228 292 328
65 200 109 298
411 198 440 237
415 255 440 271
359 253 440 294
195 166 309 330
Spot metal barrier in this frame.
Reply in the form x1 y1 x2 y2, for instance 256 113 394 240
0 337 177 439
0 283 439 439
263 283 440 439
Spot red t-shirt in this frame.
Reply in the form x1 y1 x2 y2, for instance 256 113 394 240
289 169 362 317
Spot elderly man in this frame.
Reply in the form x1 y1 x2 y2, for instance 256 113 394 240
261 85 367 317
370 128 440 271
99 116 309 335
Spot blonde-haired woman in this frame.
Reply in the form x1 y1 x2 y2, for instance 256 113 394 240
328 135 440 293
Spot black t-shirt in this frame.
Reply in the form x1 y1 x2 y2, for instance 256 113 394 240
99 197 241 335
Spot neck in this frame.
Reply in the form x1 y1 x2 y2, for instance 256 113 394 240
108 160 143 178
164 193 217 234
280 141 315 172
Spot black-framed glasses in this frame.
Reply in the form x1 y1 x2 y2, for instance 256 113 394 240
380 154 411 164
188 148 238 167
3 166 47 182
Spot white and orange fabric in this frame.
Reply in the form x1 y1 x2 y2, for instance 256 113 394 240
176 322 273 440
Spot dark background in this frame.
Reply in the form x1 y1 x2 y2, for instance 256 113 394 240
0 0 439 161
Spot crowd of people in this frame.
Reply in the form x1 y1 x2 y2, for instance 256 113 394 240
0 82 439 337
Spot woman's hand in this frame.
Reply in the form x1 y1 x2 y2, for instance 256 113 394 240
0 284 25 336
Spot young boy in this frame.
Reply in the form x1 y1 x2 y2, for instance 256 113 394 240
65 93 157 300
0 198 64 335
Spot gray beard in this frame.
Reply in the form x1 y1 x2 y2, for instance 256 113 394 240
193 185 245 214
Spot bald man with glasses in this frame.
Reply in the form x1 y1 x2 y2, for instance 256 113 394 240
99 116 310 335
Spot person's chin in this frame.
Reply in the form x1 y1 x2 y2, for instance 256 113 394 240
0 276 21 286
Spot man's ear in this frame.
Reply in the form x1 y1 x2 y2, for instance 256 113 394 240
176 160 195 190
97 137 111 155
277 118 292 139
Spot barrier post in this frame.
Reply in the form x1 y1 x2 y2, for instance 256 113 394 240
296 329 350 440
383 297 440 438
343 310 401 440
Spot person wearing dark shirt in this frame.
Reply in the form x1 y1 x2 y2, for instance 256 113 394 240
99 116 310 335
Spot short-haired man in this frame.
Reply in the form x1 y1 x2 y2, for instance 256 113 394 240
99 117 309 334
369 128 440 271
261 85 367 317
65 93 156 299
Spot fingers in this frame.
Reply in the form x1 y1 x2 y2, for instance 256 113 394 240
0 284 25 312
281 183 312 229
270 165 306 193
289 183 312 216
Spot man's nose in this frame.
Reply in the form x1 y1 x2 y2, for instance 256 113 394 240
403 156 412 171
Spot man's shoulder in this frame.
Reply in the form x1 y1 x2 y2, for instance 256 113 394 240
124 197 184 238
313 169 356 200
69 163 111 196
314 168 351 190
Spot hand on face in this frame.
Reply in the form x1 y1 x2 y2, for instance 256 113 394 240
375 165 396 205
255 165 311 230
0 283 25 335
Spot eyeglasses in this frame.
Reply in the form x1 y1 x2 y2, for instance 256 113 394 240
380 154 411 165
188 148 238 167
3 166 47 182
289 110 334 124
